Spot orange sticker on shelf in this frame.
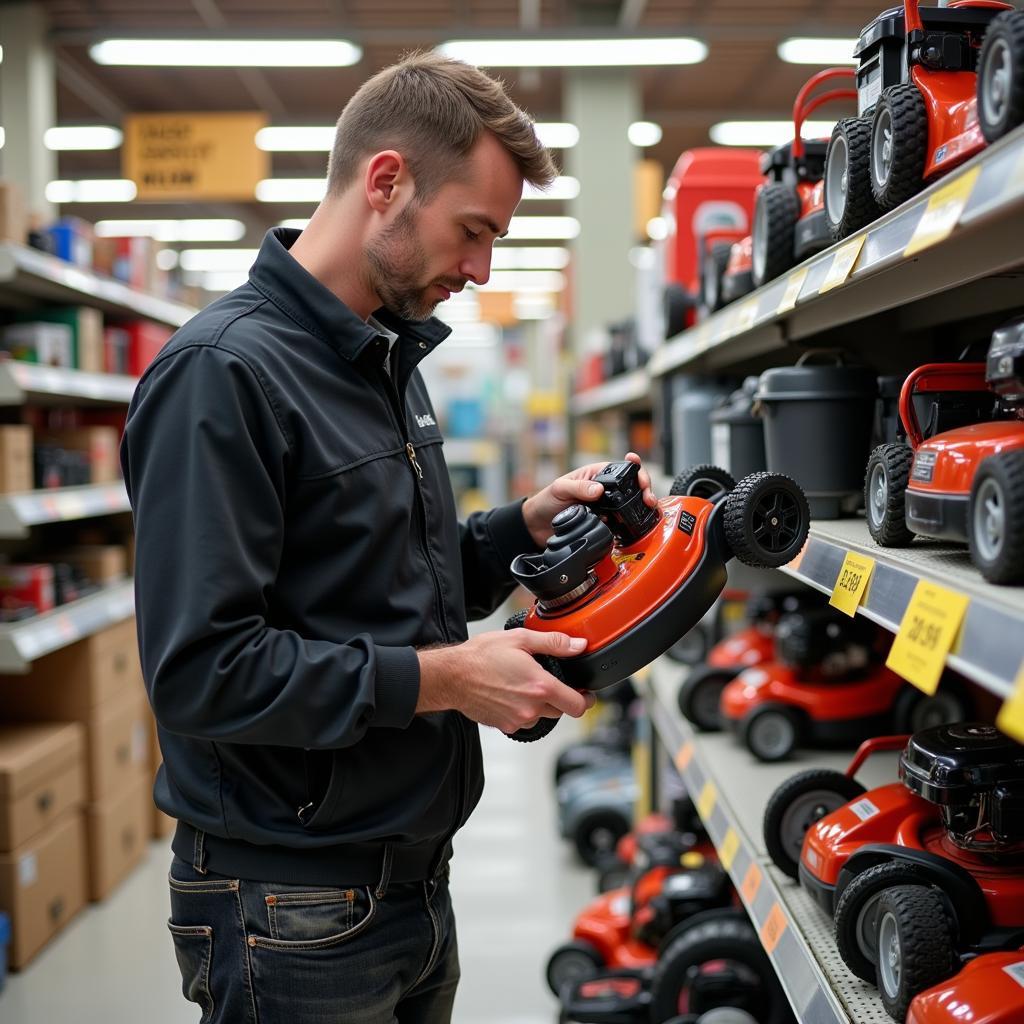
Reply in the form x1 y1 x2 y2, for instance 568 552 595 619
760 903 788 954
742 862 762 904
675 743 694 773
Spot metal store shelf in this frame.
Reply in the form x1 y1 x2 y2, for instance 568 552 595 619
0 483 130 538
0 579 134 672
0 361 138 407
783 519 1024 700
649 123 1024 378
646 656 900 1024
569 369 653 417
0 242 195 328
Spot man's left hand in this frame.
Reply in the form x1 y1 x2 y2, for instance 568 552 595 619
522 451 659 549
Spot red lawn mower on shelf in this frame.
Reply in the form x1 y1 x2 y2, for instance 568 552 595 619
716 607 968 762
555 907 794 1024
503 461 810 742
750 68 858 289
866 318 1024 583
677 589 825 731
763 725 1024 1020
907 947 1024 1023
825 0 1024 234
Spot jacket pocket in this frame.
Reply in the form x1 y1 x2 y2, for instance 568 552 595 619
253 885 376 950
167 923 215 1021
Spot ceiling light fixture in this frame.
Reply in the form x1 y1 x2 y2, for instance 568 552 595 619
437 37 708 67
476 270 566 292
505 216 580 240
490 247 570 270
628 121 663 147
255 178 327 203
523 176 580 201
777 38 858 65
45 179 137 203
44 126 123 151
533 122 580 148
94 219 246 242
710 119 844 147
255 126 336 152
90 38 362 67
179 249 260 272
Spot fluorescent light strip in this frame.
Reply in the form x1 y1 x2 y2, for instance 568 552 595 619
255 126 335 152
90 38 361 67
477 270 565 292
95 219 246 242
490 247 569 270
437 37 707 67
44 126 123 151
778 38 858 65
46 179 137 203
256 178 326 203
710 120 842 147
534 122 579 148
505 216 580 240
523 176 580 201
184 270 249 292
279 219 309 231
628 121 662 147
179 249 259 272
0 128 4 151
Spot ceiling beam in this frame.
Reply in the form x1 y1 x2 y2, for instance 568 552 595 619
618 0 647 30
55 52 126 124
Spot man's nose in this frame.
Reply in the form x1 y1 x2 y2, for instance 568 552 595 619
460 251 491 287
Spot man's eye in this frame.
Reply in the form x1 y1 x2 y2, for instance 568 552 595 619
464 227 479 242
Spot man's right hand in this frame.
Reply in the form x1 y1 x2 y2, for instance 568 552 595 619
416 627 596 734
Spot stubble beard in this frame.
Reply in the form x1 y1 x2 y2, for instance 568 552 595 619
364 206 438 321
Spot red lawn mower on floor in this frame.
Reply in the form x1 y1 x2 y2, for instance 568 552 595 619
826 0 1024 233
907 948 1024 1024
764 725 1024 1020
866 318 1024 583
717 607 969 762
503 461 810 742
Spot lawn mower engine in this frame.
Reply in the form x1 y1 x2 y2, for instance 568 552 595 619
774 607 878 679
504 462 810 741
899 723 1024 853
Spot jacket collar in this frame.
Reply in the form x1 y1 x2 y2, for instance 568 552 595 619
248 228 452 363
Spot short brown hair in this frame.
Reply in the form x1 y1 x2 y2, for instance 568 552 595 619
327 51 556 200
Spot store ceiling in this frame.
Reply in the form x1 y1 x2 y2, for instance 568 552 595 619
39 0 894 244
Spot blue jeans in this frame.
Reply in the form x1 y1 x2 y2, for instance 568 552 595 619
167 854 460 1023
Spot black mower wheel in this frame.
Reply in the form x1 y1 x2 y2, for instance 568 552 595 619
826 117 880 241
545 939 605 997
892 681 970 734
670 465 736 500
574 810 631 868
865 444 915 547
649 912 791 1024
874 885 958 1021
667 626 710 666
724 472 810 569
870 85 928 211
978 10 1024 144
834 861 932 983
740 704 802 763
503 609 562 743
693 1012 760 1024
677 665 739 732
968 451 1024 584
666 283 697 339
701 242 733 314
751 184 801 288
762 769 866 880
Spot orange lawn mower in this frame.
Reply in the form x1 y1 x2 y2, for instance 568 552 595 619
503 461 810 742
826 0 1024 231
907 947 1024 1024
750 68 859 289
865 318 1024 583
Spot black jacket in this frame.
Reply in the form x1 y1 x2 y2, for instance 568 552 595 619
121 228 536 885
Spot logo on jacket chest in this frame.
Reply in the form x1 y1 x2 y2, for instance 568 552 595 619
414 413 437 428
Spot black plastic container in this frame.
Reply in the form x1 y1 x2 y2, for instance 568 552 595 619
710 377 767 479
756 352 878 518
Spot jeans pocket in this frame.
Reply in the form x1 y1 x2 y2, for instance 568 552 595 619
256 885 376 950
167 922 214 1022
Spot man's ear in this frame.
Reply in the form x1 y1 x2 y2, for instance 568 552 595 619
365 150 412 213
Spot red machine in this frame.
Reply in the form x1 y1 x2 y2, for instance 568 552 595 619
764 725 1024 1021
504 461 809 742
718 608 967 761
830 0 1024 220
908 949 1024 1024
660 149 765 336
718 235 756 310
866 318 1024 583
750 69 858 289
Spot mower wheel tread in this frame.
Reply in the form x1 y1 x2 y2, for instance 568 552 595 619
875 885 958 1021
724 472 810 569
504 609 563 743
701 242 734 314
827 117 880 240
545 939 605 997
865 444 915 547
968 450 1024 584
677 665 739 732
871 85 928 211
979 10 1024 143
752 185 801 287
762 769 866 880
670 464 736 499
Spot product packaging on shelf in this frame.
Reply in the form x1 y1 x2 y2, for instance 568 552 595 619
38 427 120 484
0 564 56 615
122 321 172 376
45 218 94 268
0 182 28 246
17 308 104 373
0 322 75 368
0 426 33 494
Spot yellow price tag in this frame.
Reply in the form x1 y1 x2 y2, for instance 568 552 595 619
886 580 970 694
819 235 866 292
904 166 981 257
997 662 1024 743
719 827 740 871
777 267 809 314
829 552 876 617
760 903 788 954
736 298 759 331
697 781 717 822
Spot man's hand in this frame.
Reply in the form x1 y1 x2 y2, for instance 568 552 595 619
416 628 597 734
521 451 658 549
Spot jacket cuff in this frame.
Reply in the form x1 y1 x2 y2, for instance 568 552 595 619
488 497 542 566
372 645 421 729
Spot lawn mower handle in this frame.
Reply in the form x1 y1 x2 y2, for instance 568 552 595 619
846 734 911 778
791 68 857 162
898 362 988 449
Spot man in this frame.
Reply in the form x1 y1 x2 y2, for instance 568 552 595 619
122 52 656 1023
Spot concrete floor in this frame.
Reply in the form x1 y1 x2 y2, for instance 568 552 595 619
0 612 597 1023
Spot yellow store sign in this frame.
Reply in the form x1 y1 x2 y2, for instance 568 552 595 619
123 112 269 201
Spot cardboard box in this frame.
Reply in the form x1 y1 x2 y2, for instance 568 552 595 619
0 618 142 720
0 322 74 368
0 723 85 852
92 236 157 292
58 545 128 585
0 182 28 245
0 810 87 969
103 326 130 375
0 564 55 615
0 426 33 495
87 688 149 802
18 308 104 374
123 321 172 376
85 772 149 901
38 427 119 484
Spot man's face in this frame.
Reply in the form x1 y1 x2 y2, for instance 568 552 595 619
364 132 524 320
